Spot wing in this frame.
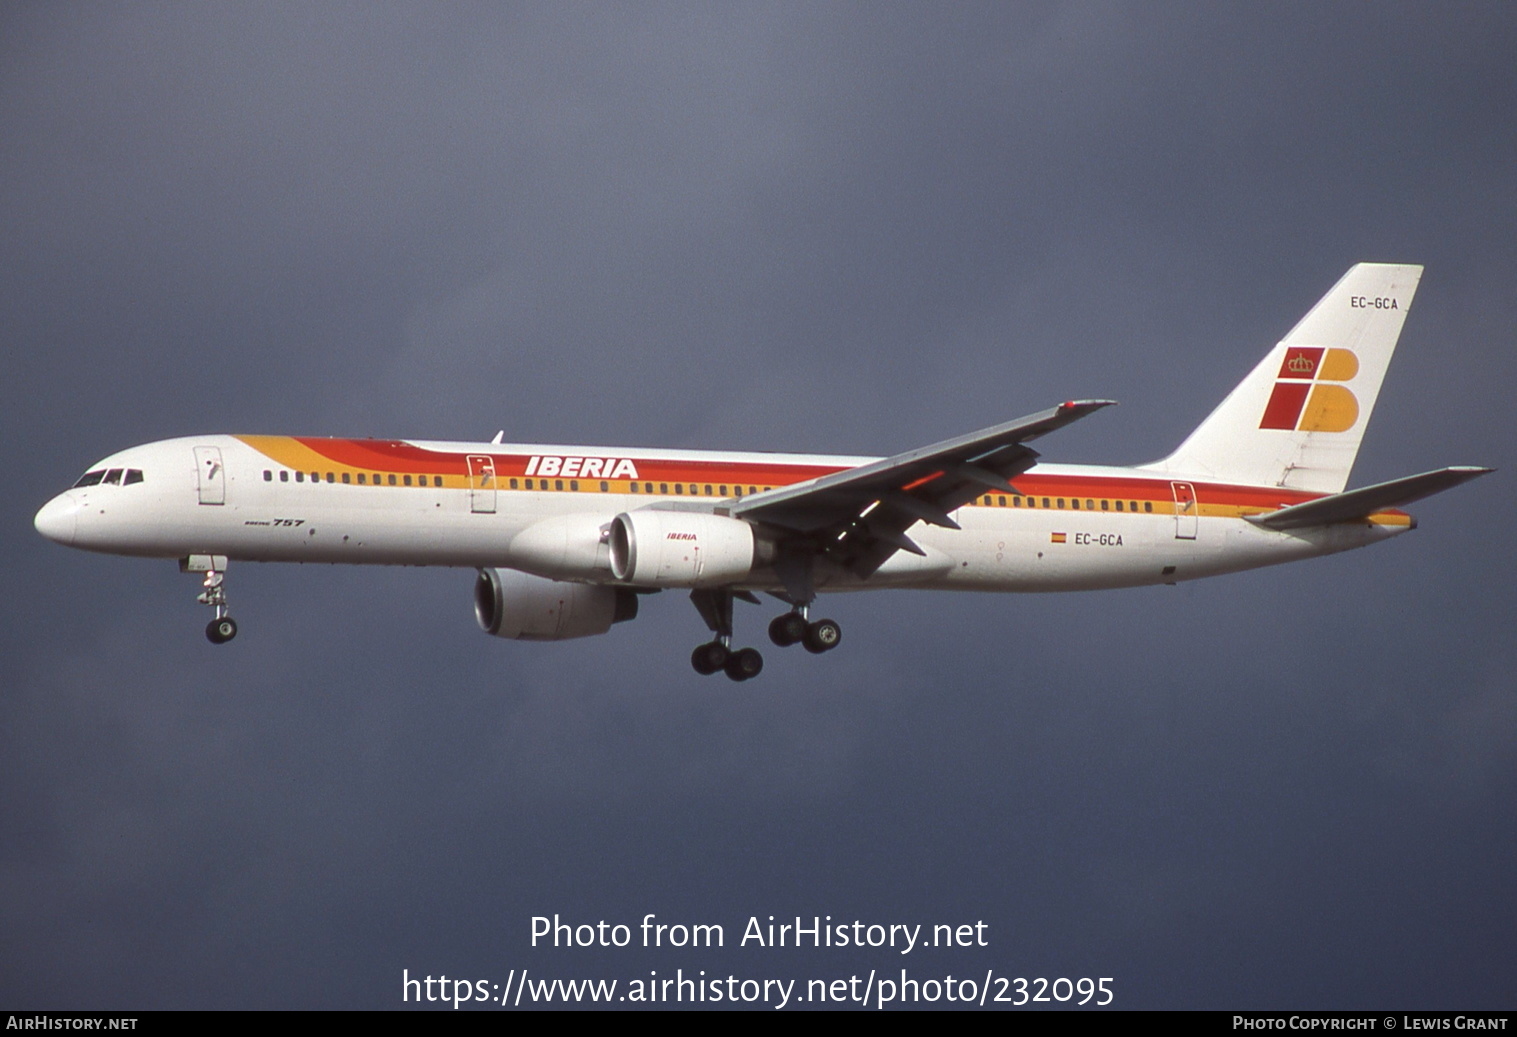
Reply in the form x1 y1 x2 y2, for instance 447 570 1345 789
732 400 1115 579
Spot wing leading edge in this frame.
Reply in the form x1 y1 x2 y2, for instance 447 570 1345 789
733 400 1115 578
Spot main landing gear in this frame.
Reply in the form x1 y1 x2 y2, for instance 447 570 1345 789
691 641 764 681
688 590 841 681
767 611 842 654
183 556 238 644
689 588 762 682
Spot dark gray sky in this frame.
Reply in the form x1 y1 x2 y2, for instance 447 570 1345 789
3 2 1513 1010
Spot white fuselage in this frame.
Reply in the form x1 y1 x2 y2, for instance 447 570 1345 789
34 434 1408 595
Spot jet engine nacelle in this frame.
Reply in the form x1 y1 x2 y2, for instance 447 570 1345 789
474 567 638 641
609 510 758 587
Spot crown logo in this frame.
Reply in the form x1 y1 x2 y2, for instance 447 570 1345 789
1287 355 1316 374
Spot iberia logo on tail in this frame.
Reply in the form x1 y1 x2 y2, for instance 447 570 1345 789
1259 346 1359 432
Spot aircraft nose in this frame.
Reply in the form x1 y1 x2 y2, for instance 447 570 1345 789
34 493 79 546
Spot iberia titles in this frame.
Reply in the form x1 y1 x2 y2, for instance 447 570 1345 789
523 455 639 479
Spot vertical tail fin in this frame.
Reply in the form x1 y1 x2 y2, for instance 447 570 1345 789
1145 263 1423 493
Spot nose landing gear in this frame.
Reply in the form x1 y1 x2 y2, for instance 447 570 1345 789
183 555 237 644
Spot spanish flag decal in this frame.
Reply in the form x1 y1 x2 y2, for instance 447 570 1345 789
1051 532 1067 544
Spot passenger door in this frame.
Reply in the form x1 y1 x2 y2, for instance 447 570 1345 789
1170 481 1197 539
194 446 225 505
467 455 497 514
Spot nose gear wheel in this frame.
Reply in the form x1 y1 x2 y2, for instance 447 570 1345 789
191 566 238 644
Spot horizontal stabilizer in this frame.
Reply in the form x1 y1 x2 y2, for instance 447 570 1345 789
1246 466 1493 530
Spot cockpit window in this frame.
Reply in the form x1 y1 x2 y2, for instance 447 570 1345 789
71 468 144 488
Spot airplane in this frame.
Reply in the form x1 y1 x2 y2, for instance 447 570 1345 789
34 263 1491 681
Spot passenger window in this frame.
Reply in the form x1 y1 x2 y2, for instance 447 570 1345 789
524 479 533 490
1086 499 1094 510
644 482 653 494
388 474 397 486
434 476 442 487
403 475 412 486
1101 499 1108 510
599 481 609 492
295 471 304 483
555 479 563 491
1042 498 1050 508
569 480 578 491
1144 501 1153 513
1115 500 1123 511
629 481 638 493
279 471 289 483
720 485 728 496
357 473 366 484
660 483 668 495
124 469 144 485
327 473 335 483
675 484 683 495
342 473 351 484
997 495 1007 507
1071 498 1079 510
1057 498 1065 509
263 470 272 482
510 478 518 489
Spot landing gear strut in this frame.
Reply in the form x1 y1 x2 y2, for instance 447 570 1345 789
689 589 764 682
184 556 237 644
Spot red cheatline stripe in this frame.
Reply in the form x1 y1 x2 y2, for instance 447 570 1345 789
249 437 1357 511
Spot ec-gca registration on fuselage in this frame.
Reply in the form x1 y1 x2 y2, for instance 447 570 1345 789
35 264 1492 681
